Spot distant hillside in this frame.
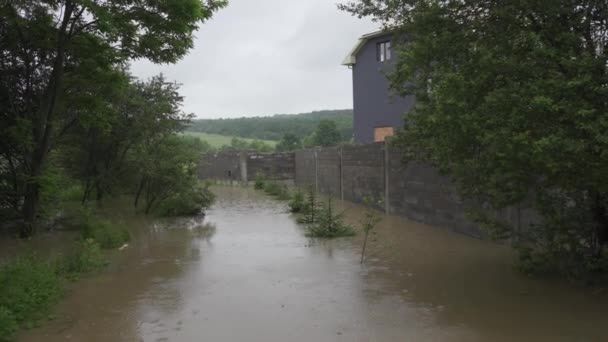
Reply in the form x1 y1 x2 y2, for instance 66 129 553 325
187 109 353 141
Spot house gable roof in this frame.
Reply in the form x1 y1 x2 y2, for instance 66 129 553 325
342 30 391 66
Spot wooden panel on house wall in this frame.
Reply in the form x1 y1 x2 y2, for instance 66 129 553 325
374 126 394 142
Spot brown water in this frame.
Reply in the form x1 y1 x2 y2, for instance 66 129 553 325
18 186 608 341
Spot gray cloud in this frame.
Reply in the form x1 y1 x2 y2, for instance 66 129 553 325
130 0 377 119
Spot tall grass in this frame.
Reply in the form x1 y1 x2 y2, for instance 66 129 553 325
0 239 106 341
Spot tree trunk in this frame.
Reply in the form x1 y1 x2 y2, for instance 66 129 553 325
592 192 608 256
95 181 104 201
82 179 92 205
145 196 157 214
20 2 74 237
21 162 41 238
134 177 146 208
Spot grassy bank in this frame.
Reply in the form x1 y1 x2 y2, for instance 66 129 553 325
0 208 131 341
0 238 107 341
182 132 277 148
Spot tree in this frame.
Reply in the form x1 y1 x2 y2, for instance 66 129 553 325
0 0 225 236
275 133 302 152
133 136 205 214
340 1 608 278
61 73 191 204
312 120 341 147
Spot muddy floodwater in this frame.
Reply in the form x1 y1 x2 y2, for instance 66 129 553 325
18 186 608 341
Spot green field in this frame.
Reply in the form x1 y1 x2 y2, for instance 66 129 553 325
183 131 277 148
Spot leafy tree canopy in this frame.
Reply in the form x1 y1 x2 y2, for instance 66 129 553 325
312 119 342 147
0 0 225 236
275 133 302 152
340 0 608 279
187 110 353 141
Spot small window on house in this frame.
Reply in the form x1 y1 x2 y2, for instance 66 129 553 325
377 41 392 62
374 126 394 142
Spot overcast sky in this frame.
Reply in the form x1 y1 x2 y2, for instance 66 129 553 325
130 0 377 119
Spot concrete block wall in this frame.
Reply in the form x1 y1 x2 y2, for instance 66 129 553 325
198 152 242 181
341 144 385 210
294 150 316 187
247 152 295 180
200 144 536 239
316 147 341 198
387 150 481 237
199 151 295 182
294 144 485 237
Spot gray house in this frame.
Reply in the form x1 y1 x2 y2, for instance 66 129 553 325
343 31 415 144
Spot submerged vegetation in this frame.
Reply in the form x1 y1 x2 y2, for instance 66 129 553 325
253 177 354 238
306 196 355 238
0 240 107 341
0 0 224 338
288 190 305 213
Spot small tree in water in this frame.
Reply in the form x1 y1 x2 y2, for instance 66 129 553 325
297 185 320 224
254 173 266 190
306 196 355 238
288 189 305 213
360 197 383 263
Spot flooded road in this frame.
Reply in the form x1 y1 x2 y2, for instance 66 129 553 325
20 186 608 341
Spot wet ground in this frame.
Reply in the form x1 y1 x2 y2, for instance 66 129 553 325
18 186 608 341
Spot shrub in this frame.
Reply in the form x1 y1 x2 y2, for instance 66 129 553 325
156 182 215 217
254 173 266 190
306 197 355 238
288 190 305 213
0 307 17 342
74 209 130 249
0 256 62 340
296 185 321 224
263 181 281 196
56 239 106 279
276 184 290 200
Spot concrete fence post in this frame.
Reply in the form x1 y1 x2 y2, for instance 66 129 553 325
314 148 319 193
384 143 390 215
239 152 248 184
339 146 344 201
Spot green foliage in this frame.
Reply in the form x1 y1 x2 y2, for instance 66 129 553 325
263 182 290 200
217 137 274 152
296 186 322 224
0 0 226 236
74 209 130 250
183 132 276 149
55 239 106 279
155 181 216 217
37 161 84 220
288 190 306 213
134 135 210 215
0 306 17 342
276 184 291 201
275 133 302 152
309 120 342 147
187 110 353 141
0 256 63 341
254 173 266 190
341 0 608 281
306 196 355 238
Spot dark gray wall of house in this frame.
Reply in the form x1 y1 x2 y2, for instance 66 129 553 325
351 34 415 144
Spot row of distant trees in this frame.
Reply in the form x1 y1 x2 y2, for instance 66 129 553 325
188 110 353 141
209 119 344 153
